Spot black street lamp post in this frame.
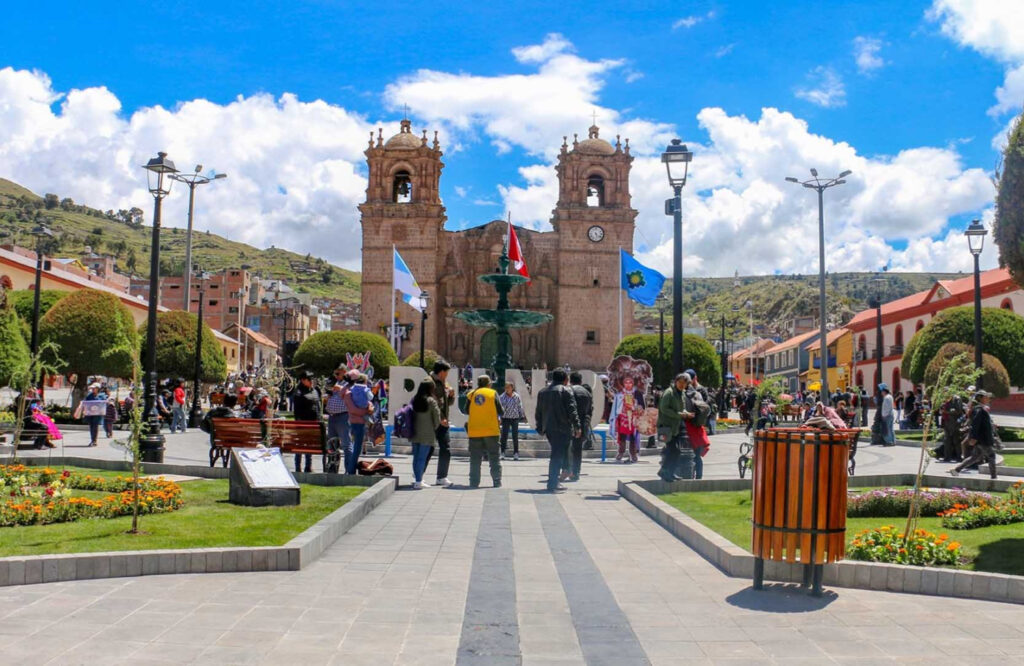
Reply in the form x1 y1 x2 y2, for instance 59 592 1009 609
140 152 178 464
785 168 851 407
662 139 693 376
419 290 430 370
656 294 668 369
871 273 886 400
189 267 206 428
965 219 987 386
29 224 53 388
708 304 740 417
169 166 226 313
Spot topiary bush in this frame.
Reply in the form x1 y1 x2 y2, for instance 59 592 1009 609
906 306 1024 387
38 289 138 400
293 331 399 379
923 343 1011 398
8 289 67 325
402 350 445 369
900 328 921 380
138 311 227 383
614 333 720 387
0 305 29 388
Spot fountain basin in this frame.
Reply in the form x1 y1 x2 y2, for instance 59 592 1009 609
453 309 552 329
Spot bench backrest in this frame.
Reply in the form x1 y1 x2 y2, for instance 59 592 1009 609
210 418 325 454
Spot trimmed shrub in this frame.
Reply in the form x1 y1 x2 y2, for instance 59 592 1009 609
38 289 138 397
0 305 30 388
402 350 445 369
614 333 720 387
995 112 1024 289
138 311 227 383
293 331 399 379
8 289 67 324
906 307 1024 387
923 343 1011 398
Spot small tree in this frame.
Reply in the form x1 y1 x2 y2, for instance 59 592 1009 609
402 350 445 369
995 111 1024 289
614 333 721 387
906 306 1024 387
38 289 138 404
923 343 1011 398
293 331 399 379
138 311 227 383
8 341 65 462
0 304 29 388
8 289 67 324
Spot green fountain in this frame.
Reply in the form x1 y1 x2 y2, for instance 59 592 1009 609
454 245 552 387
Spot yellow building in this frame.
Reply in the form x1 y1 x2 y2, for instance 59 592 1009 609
804 328 853 392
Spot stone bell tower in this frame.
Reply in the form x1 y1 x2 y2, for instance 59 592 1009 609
358 119 445 356
551 125 638 367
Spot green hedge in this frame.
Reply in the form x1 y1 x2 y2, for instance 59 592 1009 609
0 305 30 387
614 333 720 387
138 310 227 383
293 331 399 379
923 343 1011 398
906 307 1024 386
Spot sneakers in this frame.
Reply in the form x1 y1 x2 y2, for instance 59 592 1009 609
494 481 501 488
948 469 960 477
513 453 519 461
437 478 453 488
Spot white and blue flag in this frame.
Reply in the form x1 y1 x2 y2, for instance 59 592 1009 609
393 248 426 312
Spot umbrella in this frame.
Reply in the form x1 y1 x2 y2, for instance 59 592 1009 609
808 381 822 391
779 393 793 401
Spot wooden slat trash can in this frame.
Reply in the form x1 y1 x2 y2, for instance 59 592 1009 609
751 427 851 596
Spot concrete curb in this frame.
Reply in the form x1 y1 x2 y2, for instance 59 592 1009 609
620 475 1024 605
0 466 397 587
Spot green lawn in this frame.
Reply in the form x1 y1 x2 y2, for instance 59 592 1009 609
660 489 1024 575
1001 453 1024 467
1 467 364 557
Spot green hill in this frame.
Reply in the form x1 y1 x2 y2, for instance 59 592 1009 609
0 177 360 302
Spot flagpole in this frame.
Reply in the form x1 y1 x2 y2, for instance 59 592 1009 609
391 244 397 353
618 247 623 344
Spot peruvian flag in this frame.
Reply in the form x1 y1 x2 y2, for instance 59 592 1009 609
508 219 530 281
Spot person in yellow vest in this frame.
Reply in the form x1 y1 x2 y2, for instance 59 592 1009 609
466 375 504 488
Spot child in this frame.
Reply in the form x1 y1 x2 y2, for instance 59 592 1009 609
349 374 372 410
615 394 640 463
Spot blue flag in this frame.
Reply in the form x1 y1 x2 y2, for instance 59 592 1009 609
619 249 666 307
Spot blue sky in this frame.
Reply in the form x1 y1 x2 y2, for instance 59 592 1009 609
0 1 1019 276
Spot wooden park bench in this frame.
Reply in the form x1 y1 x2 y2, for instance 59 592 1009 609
209 418 340 472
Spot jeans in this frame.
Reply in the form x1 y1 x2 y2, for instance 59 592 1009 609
707 415 717 435
345 422 366 475
294 454 312 474
86 416 102 444
955 442 996 478
545 432 570 490
500 419 520 455
693 453 704 480
562 431 584 478
427 426 451 481
171 406 187 433
327 412 350 453
469 436 502 487
411 443 432 483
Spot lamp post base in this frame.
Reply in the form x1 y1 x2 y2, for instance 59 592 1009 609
139 430 165 464
188 399 203 429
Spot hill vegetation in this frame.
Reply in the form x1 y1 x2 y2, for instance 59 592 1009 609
0 178 360 302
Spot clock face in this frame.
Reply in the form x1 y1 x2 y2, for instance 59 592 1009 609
587 225 605 242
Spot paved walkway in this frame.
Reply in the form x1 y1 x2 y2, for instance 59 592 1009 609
4 429 1024 664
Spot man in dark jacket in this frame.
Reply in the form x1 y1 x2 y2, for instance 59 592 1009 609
535 369 581 492
561 371 593 482
291 370 322 473
426 361 456 488
951 390 996 479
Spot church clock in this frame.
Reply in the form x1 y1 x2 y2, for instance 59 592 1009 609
587 225 605 243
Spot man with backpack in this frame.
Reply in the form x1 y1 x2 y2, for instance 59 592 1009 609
466 375 503 488
658 373 694 482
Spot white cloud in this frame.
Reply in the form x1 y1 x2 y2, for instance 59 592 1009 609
853 36 885 74
715 44 736 58
0 66 373 269
991 63 1024 117
928 0 1024 63
511 33 574 64
453 186 467 198
795 67 847 108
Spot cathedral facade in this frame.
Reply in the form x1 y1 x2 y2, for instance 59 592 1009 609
359 119 637 370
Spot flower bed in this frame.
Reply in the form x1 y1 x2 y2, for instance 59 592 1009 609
848 525 962 566
0 465 182 527
938 481 1024 530
847 487 995 518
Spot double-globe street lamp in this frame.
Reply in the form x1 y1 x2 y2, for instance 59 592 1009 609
871 271 886 399
140 152 179 464
419 290 430 370
965 219 988 386
188 266 208 428
707 304 740 417
785 168 851 407
169 166 227 313
662 140 693 376
29 224 54 389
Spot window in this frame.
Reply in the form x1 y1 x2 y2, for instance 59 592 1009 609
210 284 219 289
209 299 219 306
169 284 180 290
586 174 605 207
393 170 412 203
1001 298 1014 312
228 306 239 314
585 330 598 343
230 271 240 277
916 319 925 332
231 349 236 358
894 324 904 348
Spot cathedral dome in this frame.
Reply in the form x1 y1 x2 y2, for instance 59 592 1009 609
574 125 615 155
385 119 421 149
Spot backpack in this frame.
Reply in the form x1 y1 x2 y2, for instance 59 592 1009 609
688 390 711 427
394 402 416 439
350 384 371 409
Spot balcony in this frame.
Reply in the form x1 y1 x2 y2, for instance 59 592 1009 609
889 345 904 356
812 357 837 369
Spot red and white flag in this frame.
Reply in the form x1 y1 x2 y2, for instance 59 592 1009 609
508 220 530 281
